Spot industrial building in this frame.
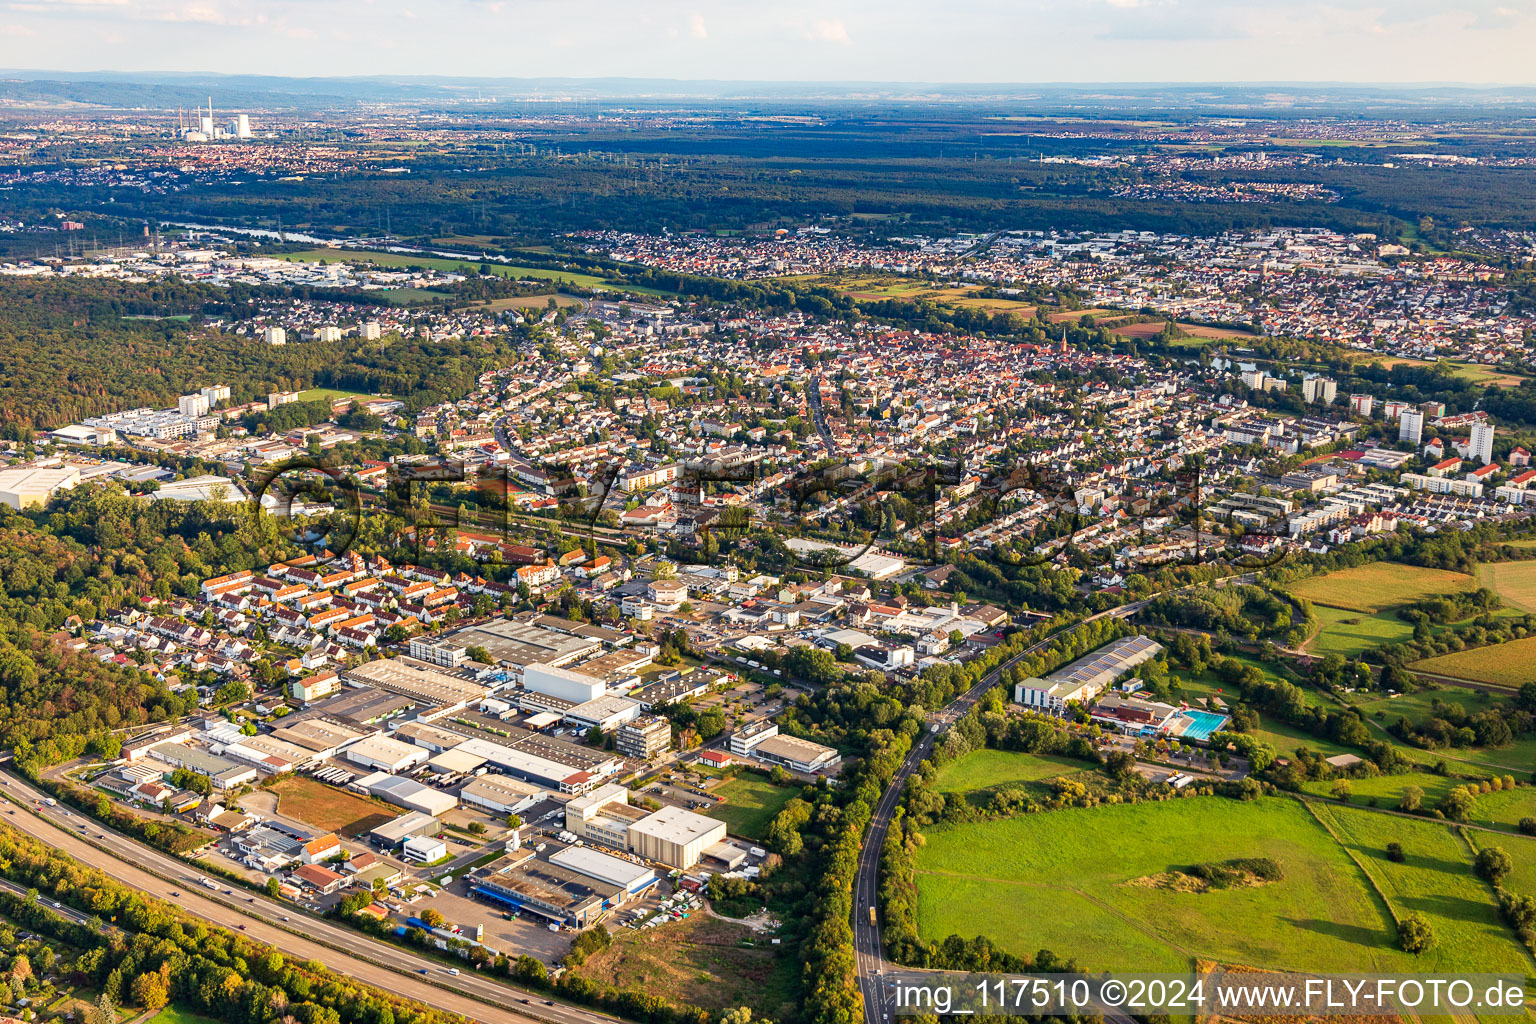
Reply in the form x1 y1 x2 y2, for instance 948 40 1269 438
342 657 489 709
748 733 841 774
524 662 607 704
471 850 622 928
351 771 459 816
458 773 544 817
345 734 430 773
442 618 601 671
0 465 81 510
368 810 440 848
627 804 729 870
564 785 728 869
1014 635 1164 715
549 846 658 897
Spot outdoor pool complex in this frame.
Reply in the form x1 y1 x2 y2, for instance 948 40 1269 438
1174 709 1230 742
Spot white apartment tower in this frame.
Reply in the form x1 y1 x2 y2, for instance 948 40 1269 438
177 394 209 418
1302 376 1337 404
359 321 382 341
1470 421 1496 466
200 384 231 408
263 326 287 346
1399 409 1424 445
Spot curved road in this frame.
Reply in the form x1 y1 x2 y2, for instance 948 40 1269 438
0 772 621 1024
852 577 1253 1024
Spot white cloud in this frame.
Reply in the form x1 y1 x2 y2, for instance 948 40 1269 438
805 17 849 43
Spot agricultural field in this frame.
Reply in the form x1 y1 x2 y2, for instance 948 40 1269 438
789 273 1038 314
1476 560 1536 613
268 776 400 836
1288 563 1477 614
573 914 796 1019
482 293 584 312
710 773 799 839
930 750 1091 799
1111 319 1255 341
1410 636 1536 689
913 796 1534 987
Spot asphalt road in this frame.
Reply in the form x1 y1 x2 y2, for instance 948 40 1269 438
850 579 1248 1024
0 772 622 1024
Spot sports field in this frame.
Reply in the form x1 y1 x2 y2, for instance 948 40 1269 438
710 773 799 839
913 796 1534 983
1477 560 1536 613
297 387 382 405
1288 563 1477 614
270 776 400 835
1410 635 1536 689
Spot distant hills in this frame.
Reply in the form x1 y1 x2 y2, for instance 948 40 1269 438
5 70 1536 115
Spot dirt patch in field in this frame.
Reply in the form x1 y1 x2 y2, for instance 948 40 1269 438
573 914 792 1015
269 776 400 836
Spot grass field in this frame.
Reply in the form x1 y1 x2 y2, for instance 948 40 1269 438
1477 560 1536 613
1352 687 1536 772
150 1007 223 1024
914 796 1534 988
1309 801 1535 978
1288 563 1477 614
574 914 797 1018
1411 636 1536 689
931 750 1091 800
1305 605 1415 658
710 773 799 839
270 776 399 836
278 248 612 289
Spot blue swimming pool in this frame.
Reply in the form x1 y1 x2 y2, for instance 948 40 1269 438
1177 710 1230 742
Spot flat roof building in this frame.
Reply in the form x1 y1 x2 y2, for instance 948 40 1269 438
342 657 488 708
549 846 658 896
750 733 841 775
524 662 607 705
458 773 544 816
1015 635 1163 715
627 804 728 870
471 851 622 928
345 734 430 773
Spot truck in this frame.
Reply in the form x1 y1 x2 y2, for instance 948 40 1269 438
199 877 219 890
42 797 57 807
869 907 877 926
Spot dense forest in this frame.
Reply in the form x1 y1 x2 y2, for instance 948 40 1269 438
0 278 533 435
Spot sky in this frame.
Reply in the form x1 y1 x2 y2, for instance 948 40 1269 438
2 0 1536 84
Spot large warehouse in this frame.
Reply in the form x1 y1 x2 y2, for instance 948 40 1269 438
549 846 658 897
1014 635 1164 715
627 804 728 870
345 734 430 773
524 662 607 704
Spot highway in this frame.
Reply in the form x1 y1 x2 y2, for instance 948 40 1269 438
0 772 622 1024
